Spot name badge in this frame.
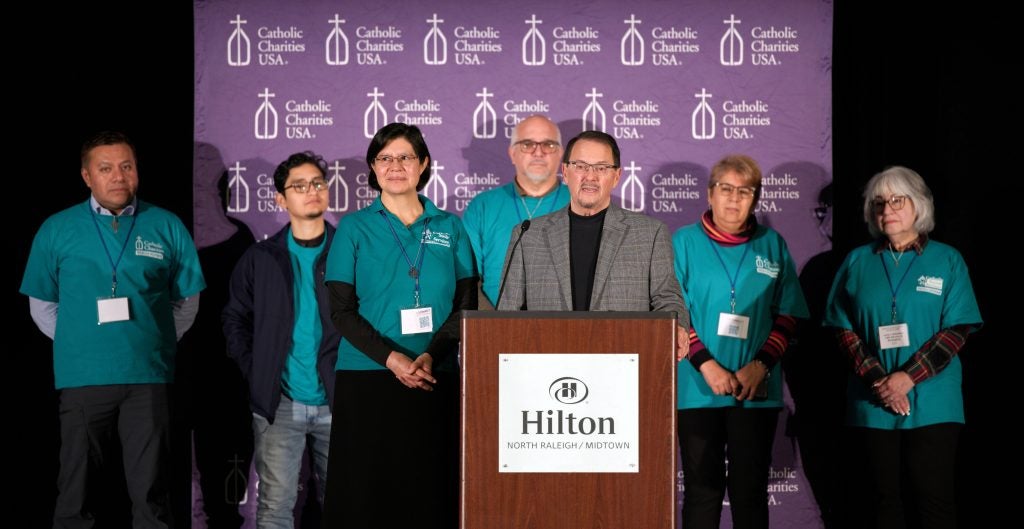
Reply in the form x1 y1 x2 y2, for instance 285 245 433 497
97 297 130 324
401 306 433 335
717 312 750 339
878 323 910 349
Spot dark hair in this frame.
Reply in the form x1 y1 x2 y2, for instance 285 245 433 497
366 123 431 192
81 131 137 168
273 151 328 193
562 130 620 167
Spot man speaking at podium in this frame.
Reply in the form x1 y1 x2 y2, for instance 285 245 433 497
496 130 689 359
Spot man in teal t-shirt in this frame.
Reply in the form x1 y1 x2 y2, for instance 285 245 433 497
20 131 205 529
462 115 569 307
223 152 342 529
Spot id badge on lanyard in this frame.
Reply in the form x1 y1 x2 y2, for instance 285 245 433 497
91 208 136 325
382 211 435 335
878 323 910 349
709 236 750 340
717 312 750 339
401 306 433 334
97 297 130 324
878 252 917 350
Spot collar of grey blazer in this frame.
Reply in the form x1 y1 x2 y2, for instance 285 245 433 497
537 204 629 310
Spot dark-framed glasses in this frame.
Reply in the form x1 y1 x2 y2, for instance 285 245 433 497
284 178 328 194
374 154 420 166
565 160 618 175
871 195 908 212
713 182 757 199
514 139 560 154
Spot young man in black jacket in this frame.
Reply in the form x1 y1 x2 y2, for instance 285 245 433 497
223 151 341 529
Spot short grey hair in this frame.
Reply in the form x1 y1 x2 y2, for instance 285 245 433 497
862 165 935 238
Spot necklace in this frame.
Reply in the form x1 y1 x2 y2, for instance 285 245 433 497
888 243 906 266
520 194 545 220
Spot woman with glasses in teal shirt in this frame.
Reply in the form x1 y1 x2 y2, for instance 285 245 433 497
824 166 981 529
321 123 477 529
671 154 806 523
673 155 808 529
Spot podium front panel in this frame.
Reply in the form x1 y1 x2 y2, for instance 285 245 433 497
461 311 677 529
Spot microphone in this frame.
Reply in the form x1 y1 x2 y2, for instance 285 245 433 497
495 219 531 309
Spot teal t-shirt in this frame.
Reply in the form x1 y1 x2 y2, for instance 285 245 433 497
823 240 982 429
20 200 206 389
673 223 808 409
325 196 475 371
282 234 328 406
462 182 568 306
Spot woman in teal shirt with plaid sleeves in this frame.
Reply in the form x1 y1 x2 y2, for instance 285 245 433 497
824 166 982 529
673 155 808 529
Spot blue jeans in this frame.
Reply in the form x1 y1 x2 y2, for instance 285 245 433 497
252 396 331 529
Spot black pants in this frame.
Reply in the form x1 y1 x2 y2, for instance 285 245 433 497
858 423 961 529
54 384 173 529
678 407 780 529
322 370 458 529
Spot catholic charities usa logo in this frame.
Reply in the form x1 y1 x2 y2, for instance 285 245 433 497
135 237 165 260
423 228 451 248
755 255 780 278
916 275 944 296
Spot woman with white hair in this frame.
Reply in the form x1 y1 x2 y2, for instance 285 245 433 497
824 166 982 529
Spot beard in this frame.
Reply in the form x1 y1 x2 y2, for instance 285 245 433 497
573 187 605 211
521 166 554 184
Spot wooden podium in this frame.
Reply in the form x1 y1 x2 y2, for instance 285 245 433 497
460 311 677 529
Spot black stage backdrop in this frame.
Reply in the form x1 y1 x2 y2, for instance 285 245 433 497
11 1 1010 527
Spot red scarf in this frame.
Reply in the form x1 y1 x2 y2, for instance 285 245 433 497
700 209 756 246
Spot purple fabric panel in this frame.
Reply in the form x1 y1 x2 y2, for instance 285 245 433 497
194 1 832 528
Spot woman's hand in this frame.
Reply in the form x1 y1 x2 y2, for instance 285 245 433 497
699 360 740 396
734 360 768 401
873 371 913 415
386 351 437 391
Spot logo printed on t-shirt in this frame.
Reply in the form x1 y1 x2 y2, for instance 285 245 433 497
916 275 943 296
754 255 779 278
135 237 165 260
423 228 452 248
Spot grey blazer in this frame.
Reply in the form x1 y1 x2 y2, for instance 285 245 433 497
496 204 689 329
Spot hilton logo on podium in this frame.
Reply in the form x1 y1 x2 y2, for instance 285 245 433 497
521 377 614 435
549 377 588 404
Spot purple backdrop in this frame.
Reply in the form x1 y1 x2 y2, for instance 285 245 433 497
194 1 832 527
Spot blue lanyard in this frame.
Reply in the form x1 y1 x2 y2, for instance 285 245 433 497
879 251 918 324
512 184 563 222
707 236 750 314
380 210 431 307
90 207 137 297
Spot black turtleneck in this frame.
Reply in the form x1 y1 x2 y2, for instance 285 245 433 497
568 207 607 311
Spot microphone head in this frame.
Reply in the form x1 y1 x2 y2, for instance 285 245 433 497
521 219 531 231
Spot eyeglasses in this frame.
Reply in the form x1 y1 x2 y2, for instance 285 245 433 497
514 140 560 154
712 182 757 199
283 178 328 194
565 160 618 175
871 195 908 212
374 154 420 166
